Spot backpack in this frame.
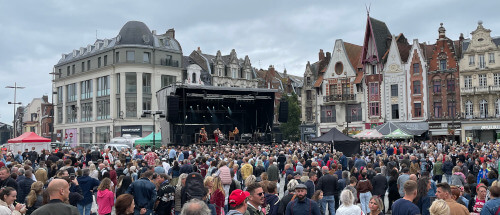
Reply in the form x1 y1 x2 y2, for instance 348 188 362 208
182 172 207 204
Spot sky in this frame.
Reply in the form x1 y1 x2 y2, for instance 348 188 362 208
1 0 500 126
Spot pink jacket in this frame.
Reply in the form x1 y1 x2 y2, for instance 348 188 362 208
97 189 114 215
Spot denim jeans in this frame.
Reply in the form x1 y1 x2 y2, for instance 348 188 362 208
321 195 336 215
359 192 372 214
77 203 92 215
445 174 452 184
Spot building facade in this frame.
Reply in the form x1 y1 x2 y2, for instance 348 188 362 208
317 40 363 136
459 21 500 143
426 23 462 140
53 21 183 144
21 95 53 139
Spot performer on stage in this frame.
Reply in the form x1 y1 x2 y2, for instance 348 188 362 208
199 127 208 143
233 127 239 141
213 128 221 144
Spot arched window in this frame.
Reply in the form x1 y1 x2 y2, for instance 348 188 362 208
465 101 473 119
495 99 500 117
480 99 488 118
192 73 196 84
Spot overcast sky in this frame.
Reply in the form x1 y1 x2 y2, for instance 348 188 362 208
1 0 499 127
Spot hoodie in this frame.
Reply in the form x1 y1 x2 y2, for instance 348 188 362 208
97 189 114 215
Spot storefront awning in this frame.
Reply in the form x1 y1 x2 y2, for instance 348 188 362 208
376 122 428 136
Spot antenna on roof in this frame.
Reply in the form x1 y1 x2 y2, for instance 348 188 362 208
365 3 371 16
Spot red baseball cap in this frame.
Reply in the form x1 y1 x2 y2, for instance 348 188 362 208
229 189 250 206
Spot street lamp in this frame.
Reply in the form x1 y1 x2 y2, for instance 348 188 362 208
141 110 166 149
344 72 349 135
49 71 61 142
6 82 25 138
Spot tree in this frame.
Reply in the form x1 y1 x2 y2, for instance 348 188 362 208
280 93 301 141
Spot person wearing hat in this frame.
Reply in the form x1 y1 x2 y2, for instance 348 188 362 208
285 183 321 215
227 189 250 215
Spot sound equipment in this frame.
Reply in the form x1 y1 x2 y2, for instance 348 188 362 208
278 101 288 123
167 96 179 122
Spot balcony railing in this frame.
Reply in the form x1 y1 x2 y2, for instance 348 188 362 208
460 87 474 94
476 86 489 93
491 85 500 92
323 94 356 103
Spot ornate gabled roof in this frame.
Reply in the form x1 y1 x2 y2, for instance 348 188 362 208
369 17 392 60
344 42 363 69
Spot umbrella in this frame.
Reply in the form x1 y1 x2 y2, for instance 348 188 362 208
384 129 413 139
353 129 383 140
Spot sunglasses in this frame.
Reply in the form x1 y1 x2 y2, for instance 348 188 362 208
256 192 264 197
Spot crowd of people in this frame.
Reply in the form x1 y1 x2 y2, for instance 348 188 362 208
0 138 498 215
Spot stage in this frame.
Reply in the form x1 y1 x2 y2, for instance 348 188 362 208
157 84 276 145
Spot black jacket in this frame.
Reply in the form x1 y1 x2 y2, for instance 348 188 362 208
17 176 35 203
316 174 337 196
371 173 387 196
0 177 18 191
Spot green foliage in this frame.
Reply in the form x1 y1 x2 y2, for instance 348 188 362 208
280 93 301 141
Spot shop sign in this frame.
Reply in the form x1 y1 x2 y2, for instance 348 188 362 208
429 122 461 129
481 125 500 130
121 126 142 136
304 127 316 133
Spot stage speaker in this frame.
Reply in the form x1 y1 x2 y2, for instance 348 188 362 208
278 101 288 123
167 96 179 122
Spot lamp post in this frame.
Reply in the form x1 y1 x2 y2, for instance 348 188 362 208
344 72 349 135
6 82 25 138
49 71 61 142
141 110 165 149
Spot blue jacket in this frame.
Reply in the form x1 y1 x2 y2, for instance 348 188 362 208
304 180 315 199
77 175 100 205
481 197 500 215
127 177 157 210
285 198 321 215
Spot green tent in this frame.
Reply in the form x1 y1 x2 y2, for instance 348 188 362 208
134 132 162 147
384 129 413 139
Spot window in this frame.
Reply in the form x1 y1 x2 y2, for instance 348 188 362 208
439 60 447 70
97 76 110 97
231 68 237 79
391 104 399 119
116 98 121 118
391 85 398 97
495 73 500 86
81 80 93 100
479 74 487 87
125 72 137 93
218 67 223 76
464 76 472 89
306 90 312 100
126 96 137 117
480 99 488 118
469 55 475 65
66 83 77 102
306 77 311 86
104 55 108 66
447 79 455 92
342 83 350 95
330 84 337 95
433 80 441 93
81 102 92 122
116 73 120 94
72 64 75 74
369 102 380 116
161 75 176 88
246 71 251 80
67 66 70 76
58 69 62 78
448 100 456 118
306 107 313 121
142 73 151 93
320 105 336 123
434 102 442 118
489 53 495 63
98 57 101 68
57 107 62 123
143 52 150 63
413 81 421 94
57 87 63 103
142 97 151 111
465 101 473 119
66 105 77 123
369 82 379 96
347 104 362 122
115 52 120 63
414 103 422 117
496 99 500 117
126 51 135 62
81 62 85 72
192 73 197 84
96 126 110 143
479 54 485 69
97 100 110 120
371 65 377 75
413 63 420 74
87 60 91 71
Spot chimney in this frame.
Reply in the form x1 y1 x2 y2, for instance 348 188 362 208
166 28 175 38
268 65 275 73
319 49 325 61
42 95 48 103
197 47 202 53
326 52 331 60
438 23 446 40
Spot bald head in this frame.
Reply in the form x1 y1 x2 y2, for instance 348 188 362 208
47 179 70 201
409 174 417 181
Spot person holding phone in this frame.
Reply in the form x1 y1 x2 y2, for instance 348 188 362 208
0 186 26 215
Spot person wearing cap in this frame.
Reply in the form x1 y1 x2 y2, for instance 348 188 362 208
227 189 250 215
285 183 321 215
316 166 337 215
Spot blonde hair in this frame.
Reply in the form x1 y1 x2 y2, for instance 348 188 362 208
340 189 355 206
26 181 44 207
212 176 225 196
369 196 384 215
98 178 112 191
177 173 188 187
34 169 48 185
452 166 461 174
430 199 450 215
244 175 256 187
204 176 214 187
